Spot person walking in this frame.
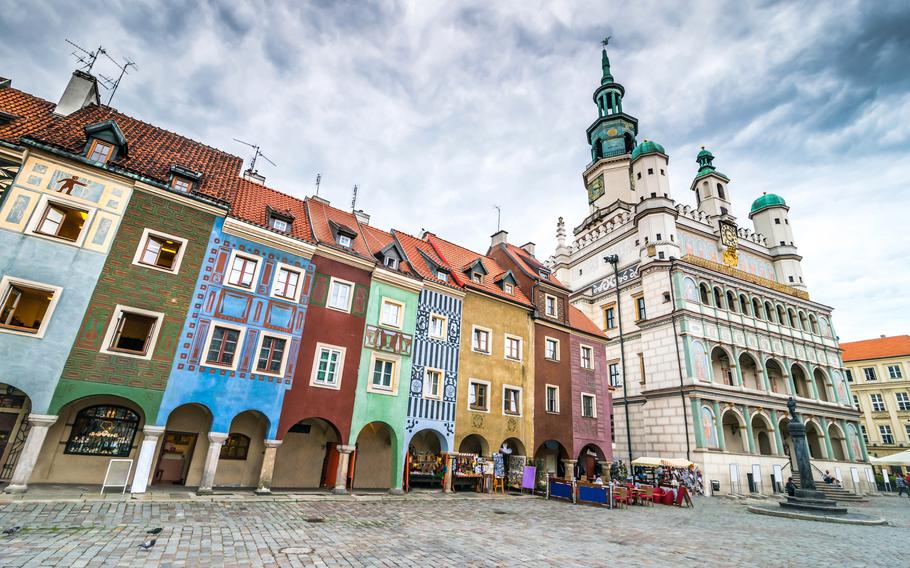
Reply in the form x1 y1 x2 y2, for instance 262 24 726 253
896 474 907 497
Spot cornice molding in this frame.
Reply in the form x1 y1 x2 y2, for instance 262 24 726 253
372 266 424 292
223 217 316 259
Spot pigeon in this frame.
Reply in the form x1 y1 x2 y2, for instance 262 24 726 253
146 528 163 535
2 526 20 536
138 537 157 551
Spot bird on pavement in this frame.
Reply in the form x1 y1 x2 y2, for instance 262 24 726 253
138 537 157 551
2 526 21 536
146 528 163 535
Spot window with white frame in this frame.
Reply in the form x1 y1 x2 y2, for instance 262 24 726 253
203 324 244 369
100 305 165 360
337 234 352 248
380 298 404 329
503 386 521 416
226 252 259 289
254 333 289 376
468 379 489 411
609 363 621 387
896 392 910 411
423 368 443 399
504 282 514 295
879 425 894 445
863 367 877 381
545 294 557 317
310 343 345 388
544 337 559 361
545 385 559 413
905 424 910 443
429 314 447 340
888 365 903 379
505 335 522 361
270 218 289 233
134 229 187 273
435 270 448 282
31 199 90 243
383 256 399 270
860 424 868 444
327 278 354 312
472 326 491 354
580 345 593 369
581 393 597 418
870 393 886 412
0 276 63 338
370 355 398 393
271 264 303 302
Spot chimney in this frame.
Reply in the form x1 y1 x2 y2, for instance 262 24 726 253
490 229 508 247
353 209 370 225
880 334 887 338
0 77 10 90
55 70 100 116
520 242 536 257
309 195 330 205
242 169 266 185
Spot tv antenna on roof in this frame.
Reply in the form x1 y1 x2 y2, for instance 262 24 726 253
315 173 322 196
65 39 106 73
98 57 138 106
351 184 359 210
233 139 277 175
494 205 502 232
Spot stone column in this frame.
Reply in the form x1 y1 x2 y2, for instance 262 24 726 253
332 445 355 495
759 367 771 392
784 371 797 397
732 351 744 387
389 438 405 495
562 459 577 481
819 418 834 460
690 397 704 448
713 401 726 451
742 405 755 454
197 432 228 495
808 375 820 400
254 439 282 495
855 422 869 461
3 414 58 494
130 426 165 494
770 409 785 455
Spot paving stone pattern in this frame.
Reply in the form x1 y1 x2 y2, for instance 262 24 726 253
0 494 906 567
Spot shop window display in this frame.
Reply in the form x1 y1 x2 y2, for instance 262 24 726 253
64 405 140 457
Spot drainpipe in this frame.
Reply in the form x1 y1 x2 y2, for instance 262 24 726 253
603 255 632 470
667 259 691 461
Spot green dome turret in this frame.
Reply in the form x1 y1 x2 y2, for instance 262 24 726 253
631 139 666 161
750 192 787 214
693 146 729 182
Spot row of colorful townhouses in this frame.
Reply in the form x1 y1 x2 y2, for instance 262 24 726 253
0 71 613 494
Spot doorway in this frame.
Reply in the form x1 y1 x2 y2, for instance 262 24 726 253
154 431 197 485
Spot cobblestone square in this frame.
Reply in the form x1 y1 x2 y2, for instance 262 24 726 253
0 494 906 567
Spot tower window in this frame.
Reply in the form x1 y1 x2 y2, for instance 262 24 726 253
780 241 786 246
717 184 726 199
775 218 781 225
660 169 665 176
695 189 700 202
647 168 654 175
656 233 662 241
785 219 789 224
637 172 641 180
788 276 794 282
658 252 665 259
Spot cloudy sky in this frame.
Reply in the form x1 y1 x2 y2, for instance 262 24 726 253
2 0 908 341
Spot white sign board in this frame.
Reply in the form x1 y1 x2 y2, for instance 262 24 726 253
835 467 843 484
883 471 891 489
850 467 860 484
772 464 783 484
751 464 762 492
865 468 875 483
729 463 739 493
101 459 133 495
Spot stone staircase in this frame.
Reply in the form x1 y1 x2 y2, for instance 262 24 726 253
792 473 867 502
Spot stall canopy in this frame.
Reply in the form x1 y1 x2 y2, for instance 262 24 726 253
870 449 910 466
631 457 694 468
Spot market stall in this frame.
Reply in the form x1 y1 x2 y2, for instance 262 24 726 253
405 431 447 491
451 452 484 492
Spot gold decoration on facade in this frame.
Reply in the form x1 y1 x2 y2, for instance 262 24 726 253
722 246 739 268
681 254 810 300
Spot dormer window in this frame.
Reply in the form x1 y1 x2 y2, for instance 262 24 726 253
436 270 448 282
539 270 549 280
504 282 514 295
171 176 192 193
265 205 294 235
337 234 352 247
271 218 288 232
471 273 482 284
384 256 399 270
87 140 114 163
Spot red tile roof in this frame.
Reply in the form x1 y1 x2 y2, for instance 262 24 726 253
568 305 607 339
500 242 567 288
359 223 420 279
0 86 57 144
229 179 313 242
25 104 242 202
425 233 531 307
393 229 460 289
841 335 910 362
304 198 375 259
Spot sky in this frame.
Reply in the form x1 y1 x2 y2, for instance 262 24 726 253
2 0 908 341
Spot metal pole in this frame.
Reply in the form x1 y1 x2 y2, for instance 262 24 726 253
605 255 632 473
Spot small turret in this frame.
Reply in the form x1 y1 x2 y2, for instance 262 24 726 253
631 140 670 199
749 193 806 289
690 147 732 219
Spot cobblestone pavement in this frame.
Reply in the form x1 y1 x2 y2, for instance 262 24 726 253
0 493 906 567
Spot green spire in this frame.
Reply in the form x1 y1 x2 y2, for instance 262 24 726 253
696 146 715 174
601 36 613 84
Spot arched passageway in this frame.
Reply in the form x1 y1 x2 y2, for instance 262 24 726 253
273 418 341 489
722 410 747 454
534 439 569 478
353 422 398 490
154 403 213 487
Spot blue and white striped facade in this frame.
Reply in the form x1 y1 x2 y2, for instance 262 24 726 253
404 286 462 452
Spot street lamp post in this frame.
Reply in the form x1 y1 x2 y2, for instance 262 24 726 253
604 254 633 474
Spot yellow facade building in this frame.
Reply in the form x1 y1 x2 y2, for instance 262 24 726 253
842 335 910 475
